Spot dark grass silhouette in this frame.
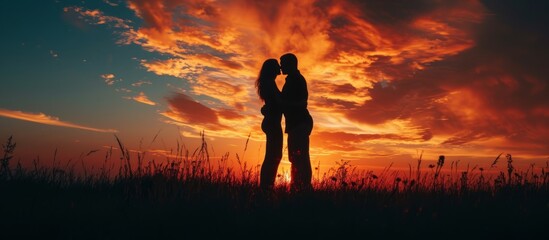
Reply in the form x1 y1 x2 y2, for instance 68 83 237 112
0 135 547 239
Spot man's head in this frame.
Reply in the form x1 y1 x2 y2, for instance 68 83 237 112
280 53 298 75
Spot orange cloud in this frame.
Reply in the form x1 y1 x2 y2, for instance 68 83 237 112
119 0 488 150
312 131 421 152
132 92 157 106
64 6 131 29
161 93 228 131
0 108 117 133
217 109 245 121
160 93 263 141
101 73 116 85
68 1 549 164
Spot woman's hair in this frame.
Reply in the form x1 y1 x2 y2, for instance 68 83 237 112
256 59 280 101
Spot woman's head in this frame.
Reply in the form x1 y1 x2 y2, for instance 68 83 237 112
256 59 280 101
259 59 281 78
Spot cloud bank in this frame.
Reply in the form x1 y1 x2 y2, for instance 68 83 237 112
66 0 548 160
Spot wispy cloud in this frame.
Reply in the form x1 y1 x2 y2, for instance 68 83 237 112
49 50 59 58
116 88 131 93
101 73 117 85
64 6 131 29
131 80 152 87
103 0 120 7
131 92 157 106
0 108 117 133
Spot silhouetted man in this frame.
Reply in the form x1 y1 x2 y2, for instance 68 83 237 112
280 53 313 191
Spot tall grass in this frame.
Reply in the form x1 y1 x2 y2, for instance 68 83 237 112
0 135 547 239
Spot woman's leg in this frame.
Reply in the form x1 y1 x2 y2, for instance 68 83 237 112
260 130 283 190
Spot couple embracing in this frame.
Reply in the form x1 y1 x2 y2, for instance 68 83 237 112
256 53 314 192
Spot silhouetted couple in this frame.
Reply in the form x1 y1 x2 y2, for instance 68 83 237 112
256 53 314 192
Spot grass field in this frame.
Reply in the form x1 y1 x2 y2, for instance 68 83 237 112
1 135 547 239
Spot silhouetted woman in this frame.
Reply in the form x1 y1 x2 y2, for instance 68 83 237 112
256 59 283 190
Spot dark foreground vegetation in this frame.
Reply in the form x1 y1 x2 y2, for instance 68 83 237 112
1 136 548 239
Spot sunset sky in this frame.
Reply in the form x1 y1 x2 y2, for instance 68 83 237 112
1 0 547 175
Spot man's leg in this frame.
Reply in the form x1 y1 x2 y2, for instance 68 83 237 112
288 125 312 191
